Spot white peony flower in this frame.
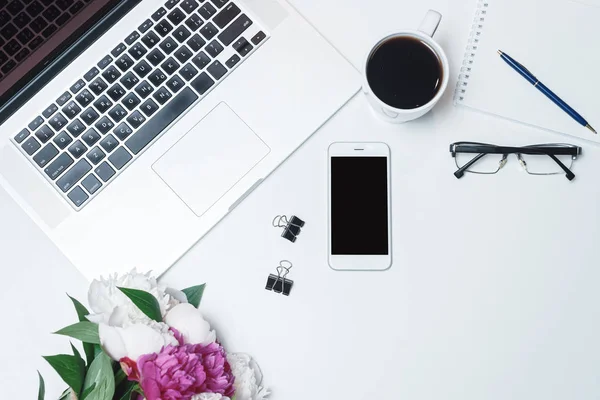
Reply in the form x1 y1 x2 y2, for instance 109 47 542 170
99 321 178 361
191 394 230 400
227 353 270 400
164 303 216 345
87 269 186 327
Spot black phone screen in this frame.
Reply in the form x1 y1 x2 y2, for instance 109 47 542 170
330 156 389 255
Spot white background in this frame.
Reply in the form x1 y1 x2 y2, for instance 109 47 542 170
2 0 600 398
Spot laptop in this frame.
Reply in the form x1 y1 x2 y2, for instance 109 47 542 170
0 0 360 280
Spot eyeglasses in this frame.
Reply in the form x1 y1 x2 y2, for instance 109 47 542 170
450 142 582 181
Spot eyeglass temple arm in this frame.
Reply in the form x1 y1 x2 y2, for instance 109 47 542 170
547 154 576 181
454 153 486 179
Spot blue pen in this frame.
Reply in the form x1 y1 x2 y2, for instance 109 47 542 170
498 50 596 134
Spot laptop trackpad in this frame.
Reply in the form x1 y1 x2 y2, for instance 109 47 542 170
152 103 270 217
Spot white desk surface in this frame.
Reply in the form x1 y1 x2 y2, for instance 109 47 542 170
2 0 600 398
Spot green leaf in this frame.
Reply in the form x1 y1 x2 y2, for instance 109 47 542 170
43 354 85 395
118 287 162 322
81 383 96 400
68 295 96 366
114 369 126 388
82 352 115 400
37 371 45 400
54 322 100 344
182 284 206 308
70 342 82 362
58 388 71 400
114 382 138 400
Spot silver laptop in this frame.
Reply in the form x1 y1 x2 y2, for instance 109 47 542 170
0 0 360 280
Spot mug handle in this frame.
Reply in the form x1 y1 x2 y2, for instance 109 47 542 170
418 10 442 37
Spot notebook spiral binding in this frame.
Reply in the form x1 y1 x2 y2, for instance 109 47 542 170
454 0 490 104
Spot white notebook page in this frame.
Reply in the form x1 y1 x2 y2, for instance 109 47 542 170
455 0 600 143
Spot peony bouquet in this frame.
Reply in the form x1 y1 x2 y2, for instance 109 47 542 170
37 270 268 400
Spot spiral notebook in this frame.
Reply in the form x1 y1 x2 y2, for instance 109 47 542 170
454 0 600 143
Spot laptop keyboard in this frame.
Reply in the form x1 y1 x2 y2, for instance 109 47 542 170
0 0 92 76
11 0 267 210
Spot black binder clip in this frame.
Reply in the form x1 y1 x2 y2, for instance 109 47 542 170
273 215 305 243
265 260 294 296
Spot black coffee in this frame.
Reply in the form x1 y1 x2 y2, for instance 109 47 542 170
367 37 443 110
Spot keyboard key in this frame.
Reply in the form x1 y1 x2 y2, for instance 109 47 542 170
180 0 199 14
84 67 99 82
153 86 173 105
205 40 224 57
185 14 203 31
1 59 16 74
49 113 68 131
44 152 74 180
57 159 91 192
122 92 141 110
199 3 216 19
53 131 73 149
138 19 154 34
94 163 118 186
147 48 166 66
174 45 192 63
82 174 102 194
56 12 70 27
233 37 253 56
149 69 168 86
191 51 211 69
213 3 240 28
62 101 82 119
14 128 30 143
7 2 25 15
200 22 218 40
166 75 185 92
210 0 228 9
152 7 167 21
173 25 191 43
190 72 214 95
56 91 72 106
155 20 174 37
81 107 100 125
108 147 132 170
93 95 113 113
186 33 205 51
30 17 47 34
225 54 240 68
89 77 108 96
16 27 34 45
115 54 134 71
125 30 140 45
33 143 59 167
120 71 139 89
142 31 161 49
29 36 44 50
251 31 266 45
111 42 127 57
3 39 21 57
218 14 252 46
22 137 41 155
94 117 115 134
167 8 186 25
126 88 198 154
14 47 30 62
75 89 94 107
127 111 146 129
159 36 178 54
67 186 89 207
165 0 180 10
86 146 106 165
107 83 126 101
1 23 19 40
113 122 133 140
82 128 101 146
129 42 148 60
28 115 44 131
135 80 154 98
68 140 87 159
69 1 84 14
70 78 85 93
67 119 86 136
35 125 55 143
140 99 159 117
42 24 58 39
179 63 198 81
161 57 180 75
108 104 128 123
102 65 121 84
133 60 152 78
43 5 61 20
207 60 227 80
97 54 113 70
100 134 119 153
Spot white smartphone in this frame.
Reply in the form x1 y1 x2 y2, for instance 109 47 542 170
328 142 392 271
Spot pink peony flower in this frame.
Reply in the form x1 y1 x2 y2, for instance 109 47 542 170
123 342 235 400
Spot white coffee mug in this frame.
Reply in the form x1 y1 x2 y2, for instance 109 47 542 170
362 10 450 123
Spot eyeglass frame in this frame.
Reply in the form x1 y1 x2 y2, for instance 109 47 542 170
449 142 582 181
